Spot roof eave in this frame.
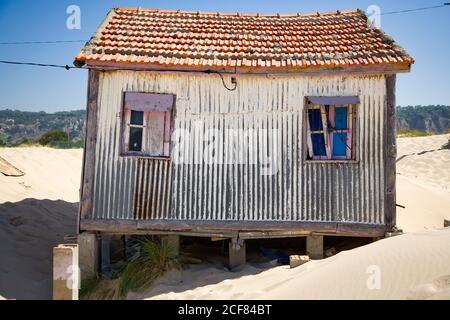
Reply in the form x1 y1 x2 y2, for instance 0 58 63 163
79 59 412 76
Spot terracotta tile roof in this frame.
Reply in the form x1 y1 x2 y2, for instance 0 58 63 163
75 8 414 72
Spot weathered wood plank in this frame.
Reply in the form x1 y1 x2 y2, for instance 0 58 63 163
0 156 24 177
385 74 397 230
86 60 412 76
80 219 386 238
79 69 100 224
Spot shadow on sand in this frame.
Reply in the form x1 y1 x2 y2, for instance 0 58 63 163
0 199 78 300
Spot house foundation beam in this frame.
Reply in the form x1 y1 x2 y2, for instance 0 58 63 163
229 238 246 268
101 235 112 278
162 235 180 258
306 235 324 259
77 232 99 281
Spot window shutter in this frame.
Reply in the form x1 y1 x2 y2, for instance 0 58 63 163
145 112 166 157
163 111 172 156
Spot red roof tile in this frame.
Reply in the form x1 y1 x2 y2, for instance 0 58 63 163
75 8 414 72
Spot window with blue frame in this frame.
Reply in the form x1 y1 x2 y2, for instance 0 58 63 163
306 101 355 161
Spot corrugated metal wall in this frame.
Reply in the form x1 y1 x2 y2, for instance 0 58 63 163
90 70 386 225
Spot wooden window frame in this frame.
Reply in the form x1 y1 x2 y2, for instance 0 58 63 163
304 98 358 163
120 92 175 159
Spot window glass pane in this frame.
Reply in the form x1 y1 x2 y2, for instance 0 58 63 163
129 127 143 151
334 107 348 130
130 110 144 125
332 132 348 157
308 109 323 131
311 133 326 156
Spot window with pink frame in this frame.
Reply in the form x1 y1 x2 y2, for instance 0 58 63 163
305 97 357 161
121 92 174 158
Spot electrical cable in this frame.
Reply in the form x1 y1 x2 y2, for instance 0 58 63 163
0 60 238 91
379 4 449 16
0 60 76 70
207 70 238 91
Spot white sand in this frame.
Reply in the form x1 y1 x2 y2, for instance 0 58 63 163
397 134 450 193
1 134 450 300
0 147 82 203
0 147 81 299
396 134 450 232
0 199 78 299
142 229 450 300
397 175 450 232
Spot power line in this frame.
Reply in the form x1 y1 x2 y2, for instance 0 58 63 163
380 3 449 16
0 60 240 91
0 40 87 45
0 60 80 70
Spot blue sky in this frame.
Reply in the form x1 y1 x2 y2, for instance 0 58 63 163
0 0 449 112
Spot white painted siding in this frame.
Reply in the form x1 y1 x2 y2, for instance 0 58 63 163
91 70 386 225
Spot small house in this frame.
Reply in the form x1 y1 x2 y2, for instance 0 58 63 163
74 8 413 266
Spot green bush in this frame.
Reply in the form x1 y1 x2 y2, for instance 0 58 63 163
47 139 84 149
38 130 69 145
0 132 8 146
11 138 34 147
397 129 434 137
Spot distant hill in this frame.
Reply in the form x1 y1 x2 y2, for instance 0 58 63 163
0 106 449 146
397 105 450 134
0 109 85 146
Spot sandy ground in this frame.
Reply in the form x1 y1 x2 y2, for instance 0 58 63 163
397 134 450 193
0 147 82 203
136 229 450 300
0 134 449 300
0 147 81 299
0 199 78 299
396 134 450 232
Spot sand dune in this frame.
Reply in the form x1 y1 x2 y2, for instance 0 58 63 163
396 134 450 232
145 229 450 300
0 199 77 299
397 175 450 232
397 134 450 193
0 147 81 299
0 147 82 203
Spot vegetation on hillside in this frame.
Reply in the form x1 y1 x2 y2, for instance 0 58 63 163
397 129 435 137
38 130 69 145
396 105 450 133
0 109 85 146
